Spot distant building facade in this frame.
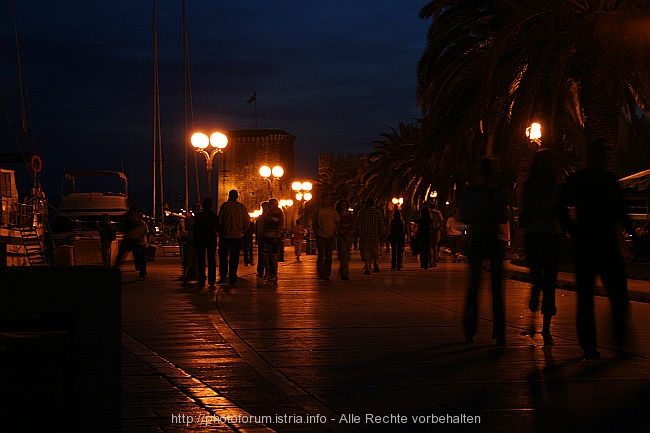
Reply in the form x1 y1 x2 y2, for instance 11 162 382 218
219 129 296 212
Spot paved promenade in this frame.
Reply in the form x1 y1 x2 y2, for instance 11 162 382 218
121 249 650 433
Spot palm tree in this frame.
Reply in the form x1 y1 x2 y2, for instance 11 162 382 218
418 0 650 178
361 122 433 212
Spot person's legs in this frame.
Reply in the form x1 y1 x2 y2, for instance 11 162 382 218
464 241 483 341
432 234 440 266
136 245 147 278
268 238 280 281
228 238 242 283
540 235 560 344
217 238 228 282
600 245 630 347
359 239 372 274
489 241 505 344
206 241 217 285
101 240 111 267
243 240 253 265
575 247 598 357
526 235 543 312
316 237 326 278
339 238 351 279
257 240 265 277
268 252 279 281
114 239 134 267
261 251 269 278
323 237 334 279
195 242 206 284
395 240 404 271
420 241 430 269
295 240 302 261
390 240 397 269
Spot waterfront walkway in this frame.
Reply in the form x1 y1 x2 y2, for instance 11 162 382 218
121 250 650 432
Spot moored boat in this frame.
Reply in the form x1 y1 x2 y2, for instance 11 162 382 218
51 170 129 265
0 154 48 266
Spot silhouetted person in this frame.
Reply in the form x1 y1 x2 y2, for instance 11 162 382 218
98 213 116 267
261 198 283 283
445 211 463 263
430 203 444 267
565 138 632 360
408 220 418 255
458 157 509 345
115 206 148 280
521 149 568 345
336 199 356 280
291 219 306 262
242 218 255 266
415 207 433 270
256 201 270 279
181 202 200 282
217 189 250 286
314 199 340 280
194 197 219 288
388 209 405 270
356 198 383 275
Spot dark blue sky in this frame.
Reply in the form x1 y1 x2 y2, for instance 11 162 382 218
1 1 428 211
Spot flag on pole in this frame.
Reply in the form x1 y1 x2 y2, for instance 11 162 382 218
247 92 256 103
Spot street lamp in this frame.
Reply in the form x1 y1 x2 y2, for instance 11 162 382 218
191 131 228 199
391 197 404 210
525 122 542 147
292 181 313 219
259 164 284 198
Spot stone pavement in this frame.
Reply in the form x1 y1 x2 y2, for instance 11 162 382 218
121 249 650 433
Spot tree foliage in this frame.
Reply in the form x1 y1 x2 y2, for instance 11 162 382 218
417 0 650 179
318 1 650 216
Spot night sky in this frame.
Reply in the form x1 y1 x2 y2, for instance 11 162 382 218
1 1 427 212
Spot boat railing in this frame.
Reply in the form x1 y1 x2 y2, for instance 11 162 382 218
9 202 38 228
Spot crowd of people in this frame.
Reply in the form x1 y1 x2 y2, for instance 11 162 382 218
153 190 456 289
457 139 632 360
110 139 633 360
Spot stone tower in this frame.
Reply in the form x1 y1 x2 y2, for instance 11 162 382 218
218 129 296 212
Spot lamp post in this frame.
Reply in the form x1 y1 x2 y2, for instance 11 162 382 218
191 131 228 200
292 181 313 219
525 122 542 147
259 164 284 198
279 199 294 232
391 196 403 210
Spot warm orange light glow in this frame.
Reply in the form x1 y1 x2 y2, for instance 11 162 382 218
293 181 313 191
191 132 209 149
526 122 542 141
259 165 271 178
210 132 228 149
271 165 284 178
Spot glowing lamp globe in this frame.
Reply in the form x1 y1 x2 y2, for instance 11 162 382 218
191 132 209 149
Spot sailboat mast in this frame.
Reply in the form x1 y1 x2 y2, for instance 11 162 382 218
11 0 33 153
152 0 164 224
183 0 190 211
183 0 188 212
12 1 27 138
182 0 200 205
152 0 158 221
